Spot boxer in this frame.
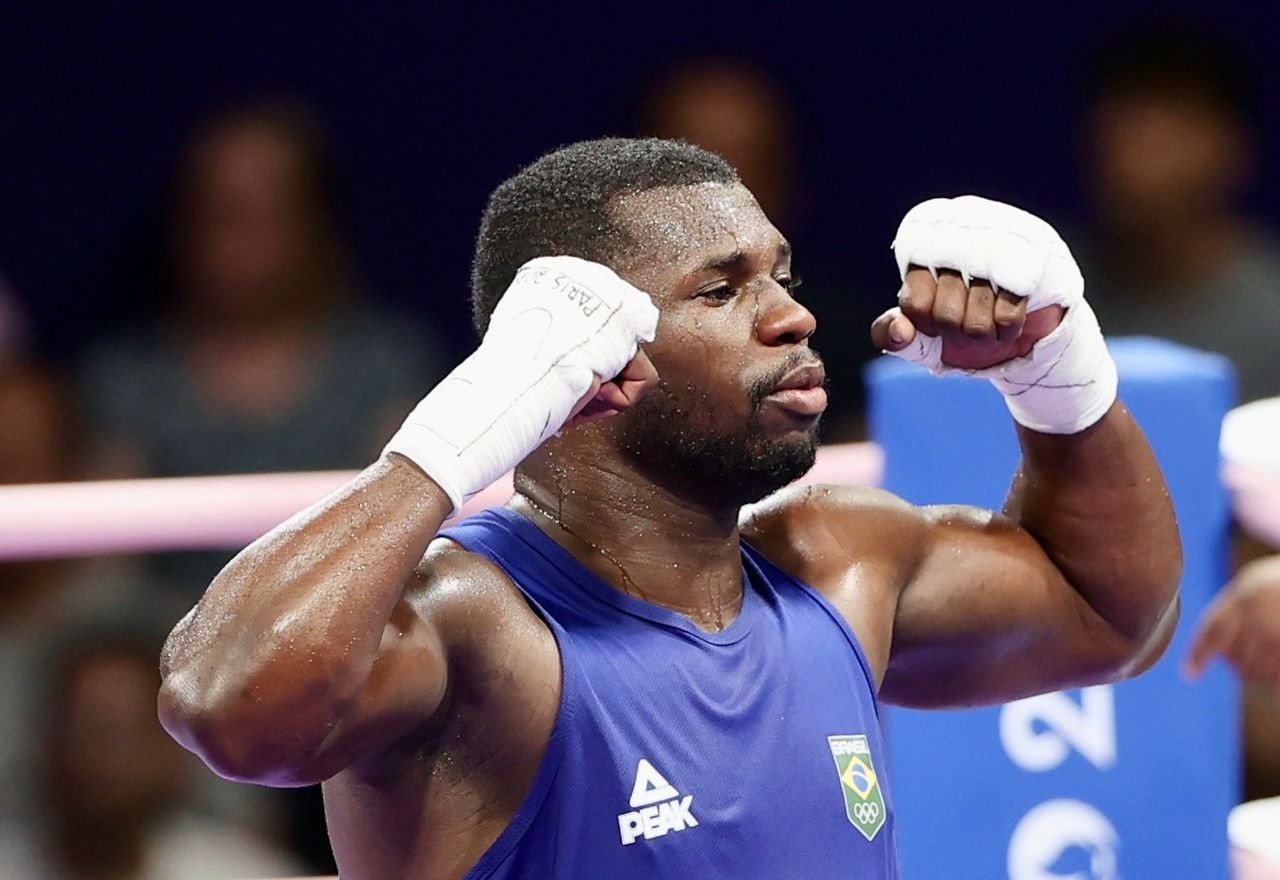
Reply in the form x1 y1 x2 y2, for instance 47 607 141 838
159 138 1181 879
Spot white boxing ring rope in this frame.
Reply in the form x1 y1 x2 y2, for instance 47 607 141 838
1220 397 1280 548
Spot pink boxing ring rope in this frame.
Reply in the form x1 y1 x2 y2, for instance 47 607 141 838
2 431 1279 562
0 443 886 561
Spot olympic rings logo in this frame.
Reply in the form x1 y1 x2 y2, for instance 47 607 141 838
853 802 880 824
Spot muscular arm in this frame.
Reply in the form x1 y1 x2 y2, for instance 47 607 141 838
749 402 1180 709
803 196 1182 707
158 259 658 787
881 401 1181 707
158 455 455 785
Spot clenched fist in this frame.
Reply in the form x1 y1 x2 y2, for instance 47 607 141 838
874 195 1117 435
871 268 1065 371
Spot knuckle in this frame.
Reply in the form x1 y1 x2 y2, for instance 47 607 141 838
933 307 964 329
899 286 929 308
900 303 930 323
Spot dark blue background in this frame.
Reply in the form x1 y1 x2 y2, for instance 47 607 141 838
3 2 1277 361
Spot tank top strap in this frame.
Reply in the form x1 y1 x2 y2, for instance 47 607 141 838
438 508 587 877
740 541 884 718
439 508 568 624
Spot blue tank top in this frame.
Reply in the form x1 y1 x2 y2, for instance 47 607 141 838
440 507 899 879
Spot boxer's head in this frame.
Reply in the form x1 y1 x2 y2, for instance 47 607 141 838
472 138 823 507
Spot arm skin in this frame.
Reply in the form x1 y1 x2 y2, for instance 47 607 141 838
158 355 655 787
882 401 1182 707
158 454 456 786
815 263 1180 707
749 401 1182 709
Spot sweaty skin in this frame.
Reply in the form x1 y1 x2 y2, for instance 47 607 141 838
158 183 1181 879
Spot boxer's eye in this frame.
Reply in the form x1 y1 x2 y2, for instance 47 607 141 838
695 285 737 303
777 275 804 295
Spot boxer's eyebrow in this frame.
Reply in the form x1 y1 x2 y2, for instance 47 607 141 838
700 249 746 273
697 240 790 273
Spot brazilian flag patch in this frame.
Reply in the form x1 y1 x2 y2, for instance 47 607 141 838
827 734 887 841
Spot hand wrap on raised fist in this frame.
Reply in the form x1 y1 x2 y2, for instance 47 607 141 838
384 256 659 511
889 195 1118 435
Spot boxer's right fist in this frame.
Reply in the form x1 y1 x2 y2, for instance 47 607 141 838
384 256 659 511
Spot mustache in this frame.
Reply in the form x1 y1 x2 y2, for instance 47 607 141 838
748 349 827 406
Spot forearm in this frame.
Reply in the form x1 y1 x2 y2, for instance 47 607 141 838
1004 400 1182 642
159 454 451 763
156 257 657 781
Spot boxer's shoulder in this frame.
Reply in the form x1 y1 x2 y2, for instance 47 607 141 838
330 539 560 873
409 538 556 672
742 484 924 686
350 539 560 782
402 541 559 745
742 484 927 597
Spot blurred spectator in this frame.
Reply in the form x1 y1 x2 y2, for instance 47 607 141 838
0 627 305 880
1187 554 1280 801
1076 20 1280 807
79 99 446 599
0 362 107 820
80 97 444 496
641 59 798 223
1077 22 1280 403
1188 554 1280 692
74 98 440 873
0 362 77 485
639 59 878 439
0 360 311 869
0 278 29 367
0 365 175 815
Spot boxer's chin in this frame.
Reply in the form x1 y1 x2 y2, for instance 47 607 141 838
616 384 820 506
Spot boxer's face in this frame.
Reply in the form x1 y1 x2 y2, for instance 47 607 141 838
603 182 825 504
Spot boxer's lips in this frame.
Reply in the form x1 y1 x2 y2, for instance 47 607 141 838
765 363 828 417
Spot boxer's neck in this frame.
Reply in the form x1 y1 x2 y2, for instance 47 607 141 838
512 456 746 633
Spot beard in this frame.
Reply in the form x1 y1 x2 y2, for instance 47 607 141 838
616 355 822 508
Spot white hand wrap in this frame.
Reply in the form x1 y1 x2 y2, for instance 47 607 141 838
384 256 659 511
889 195 1118 434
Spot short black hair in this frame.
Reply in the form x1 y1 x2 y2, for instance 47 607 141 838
469 137 738 333
1085 19 1259 124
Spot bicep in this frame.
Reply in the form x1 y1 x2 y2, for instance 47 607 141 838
879 505 1144 709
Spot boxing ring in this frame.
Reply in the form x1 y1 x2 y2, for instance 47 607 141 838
4 400 1276 561
3 344 1279 878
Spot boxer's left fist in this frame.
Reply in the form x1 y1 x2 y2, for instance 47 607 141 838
872 195 1081 371
873 196 1117 435
872 269 1064 371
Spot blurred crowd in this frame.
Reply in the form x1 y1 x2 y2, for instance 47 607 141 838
2 19 1279 879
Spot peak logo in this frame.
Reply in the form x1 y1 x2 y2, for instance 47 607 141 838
617 759 699 846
